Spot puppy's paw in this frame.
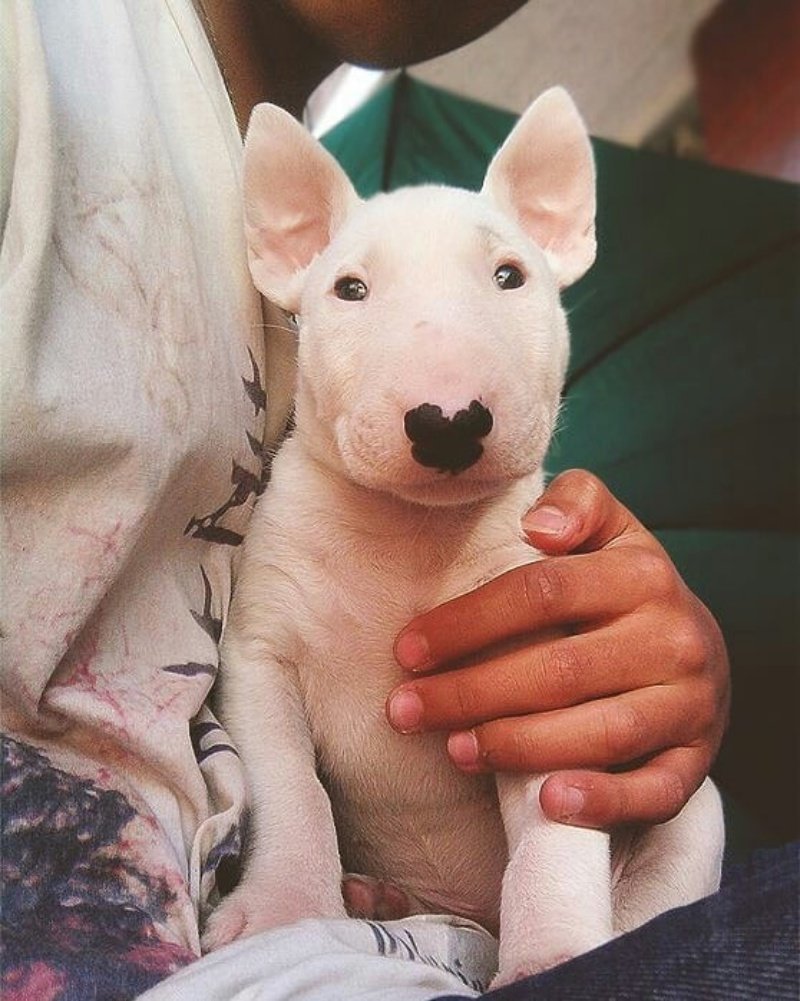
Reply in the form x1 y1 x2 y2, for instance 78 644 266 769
201 887 267 952
341 873 413 920
201 880 348 953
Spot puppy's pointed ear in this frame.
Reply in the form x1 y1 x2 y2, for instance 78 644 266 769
482 87 596 288
243 104 360 310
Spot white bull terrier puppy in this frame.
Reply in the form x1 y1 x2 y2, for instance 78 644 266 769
203 88 724 984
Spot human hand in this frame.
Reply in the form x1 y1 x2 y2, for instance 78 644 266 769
386 469 730 829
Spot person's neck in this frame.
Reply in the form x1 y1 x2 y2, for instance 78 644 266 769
196 0 339 131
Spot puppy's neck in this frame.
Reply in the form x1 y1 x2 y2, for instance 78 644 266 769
286 435 542 569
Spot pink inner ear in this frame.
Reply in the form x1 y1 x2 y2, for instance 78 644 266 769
254 205 333 274
507 138 594 249
482 88 596 286
518 179 593 250
284 217 331 273
242 105 359 306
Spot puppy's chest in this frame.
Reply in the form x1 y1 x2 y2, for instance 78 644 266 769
282 525 528 922
290 527 534 797
294 540 455 741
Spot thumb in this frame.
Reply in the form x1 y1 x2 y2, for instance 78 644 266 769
522 469 646 556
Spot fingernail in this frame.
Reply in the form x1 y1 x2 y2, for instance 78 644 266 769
522 505 567 536
387 689 424 732
395 630 430 671
556 785 586 819
447 730 480 770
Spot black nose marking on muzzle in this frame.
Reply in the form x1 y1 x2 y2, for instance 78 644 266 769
403 400 493 474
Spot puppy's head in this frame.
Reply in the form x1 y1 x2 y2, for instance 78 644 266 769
243 88 595 507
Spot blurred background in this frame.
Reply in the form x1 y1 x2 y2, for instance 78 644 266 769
308 0 799 183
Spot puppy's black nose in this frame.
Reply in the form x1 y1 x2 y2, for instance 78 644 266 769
403 400 493 474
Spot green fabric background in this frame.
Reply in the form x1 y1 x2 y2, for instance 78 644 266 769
322 75 800 847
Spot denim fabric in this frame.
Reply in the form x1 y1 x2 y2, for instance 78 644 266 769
437 842 799 1001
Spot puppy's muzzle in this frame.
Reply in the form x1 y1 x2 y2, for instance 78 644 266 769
403 400 493 474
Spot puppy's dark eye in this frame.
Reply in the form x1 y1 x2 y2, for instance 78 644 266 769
493 263 525 290
334 276 368 301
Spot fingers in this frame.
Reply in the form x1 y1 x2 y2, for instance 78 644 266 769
394 545 679 674
387 620 686 734
521 468 654 556
538 746 711 828
388 467 731 831
442 682 714 776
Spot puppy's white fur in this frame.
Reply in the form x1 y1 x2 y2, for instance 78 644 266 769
204 89 724 983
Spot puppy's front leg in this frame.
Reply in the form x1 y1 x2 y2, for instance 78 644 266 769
612 777 724 935
202 631 345 951
493 773 613 985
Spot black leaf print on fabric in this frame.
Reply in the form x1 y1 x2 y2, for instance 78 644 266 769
184 459 263 547
162 662 217 678
247 406 295 495
0 736 195 1001
242 347 267 415
245 430 270 497
189 720 238 765
184 348 271 548
245 429 263 459
189 567 222 645
230 462 262 501
185 523 244 546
